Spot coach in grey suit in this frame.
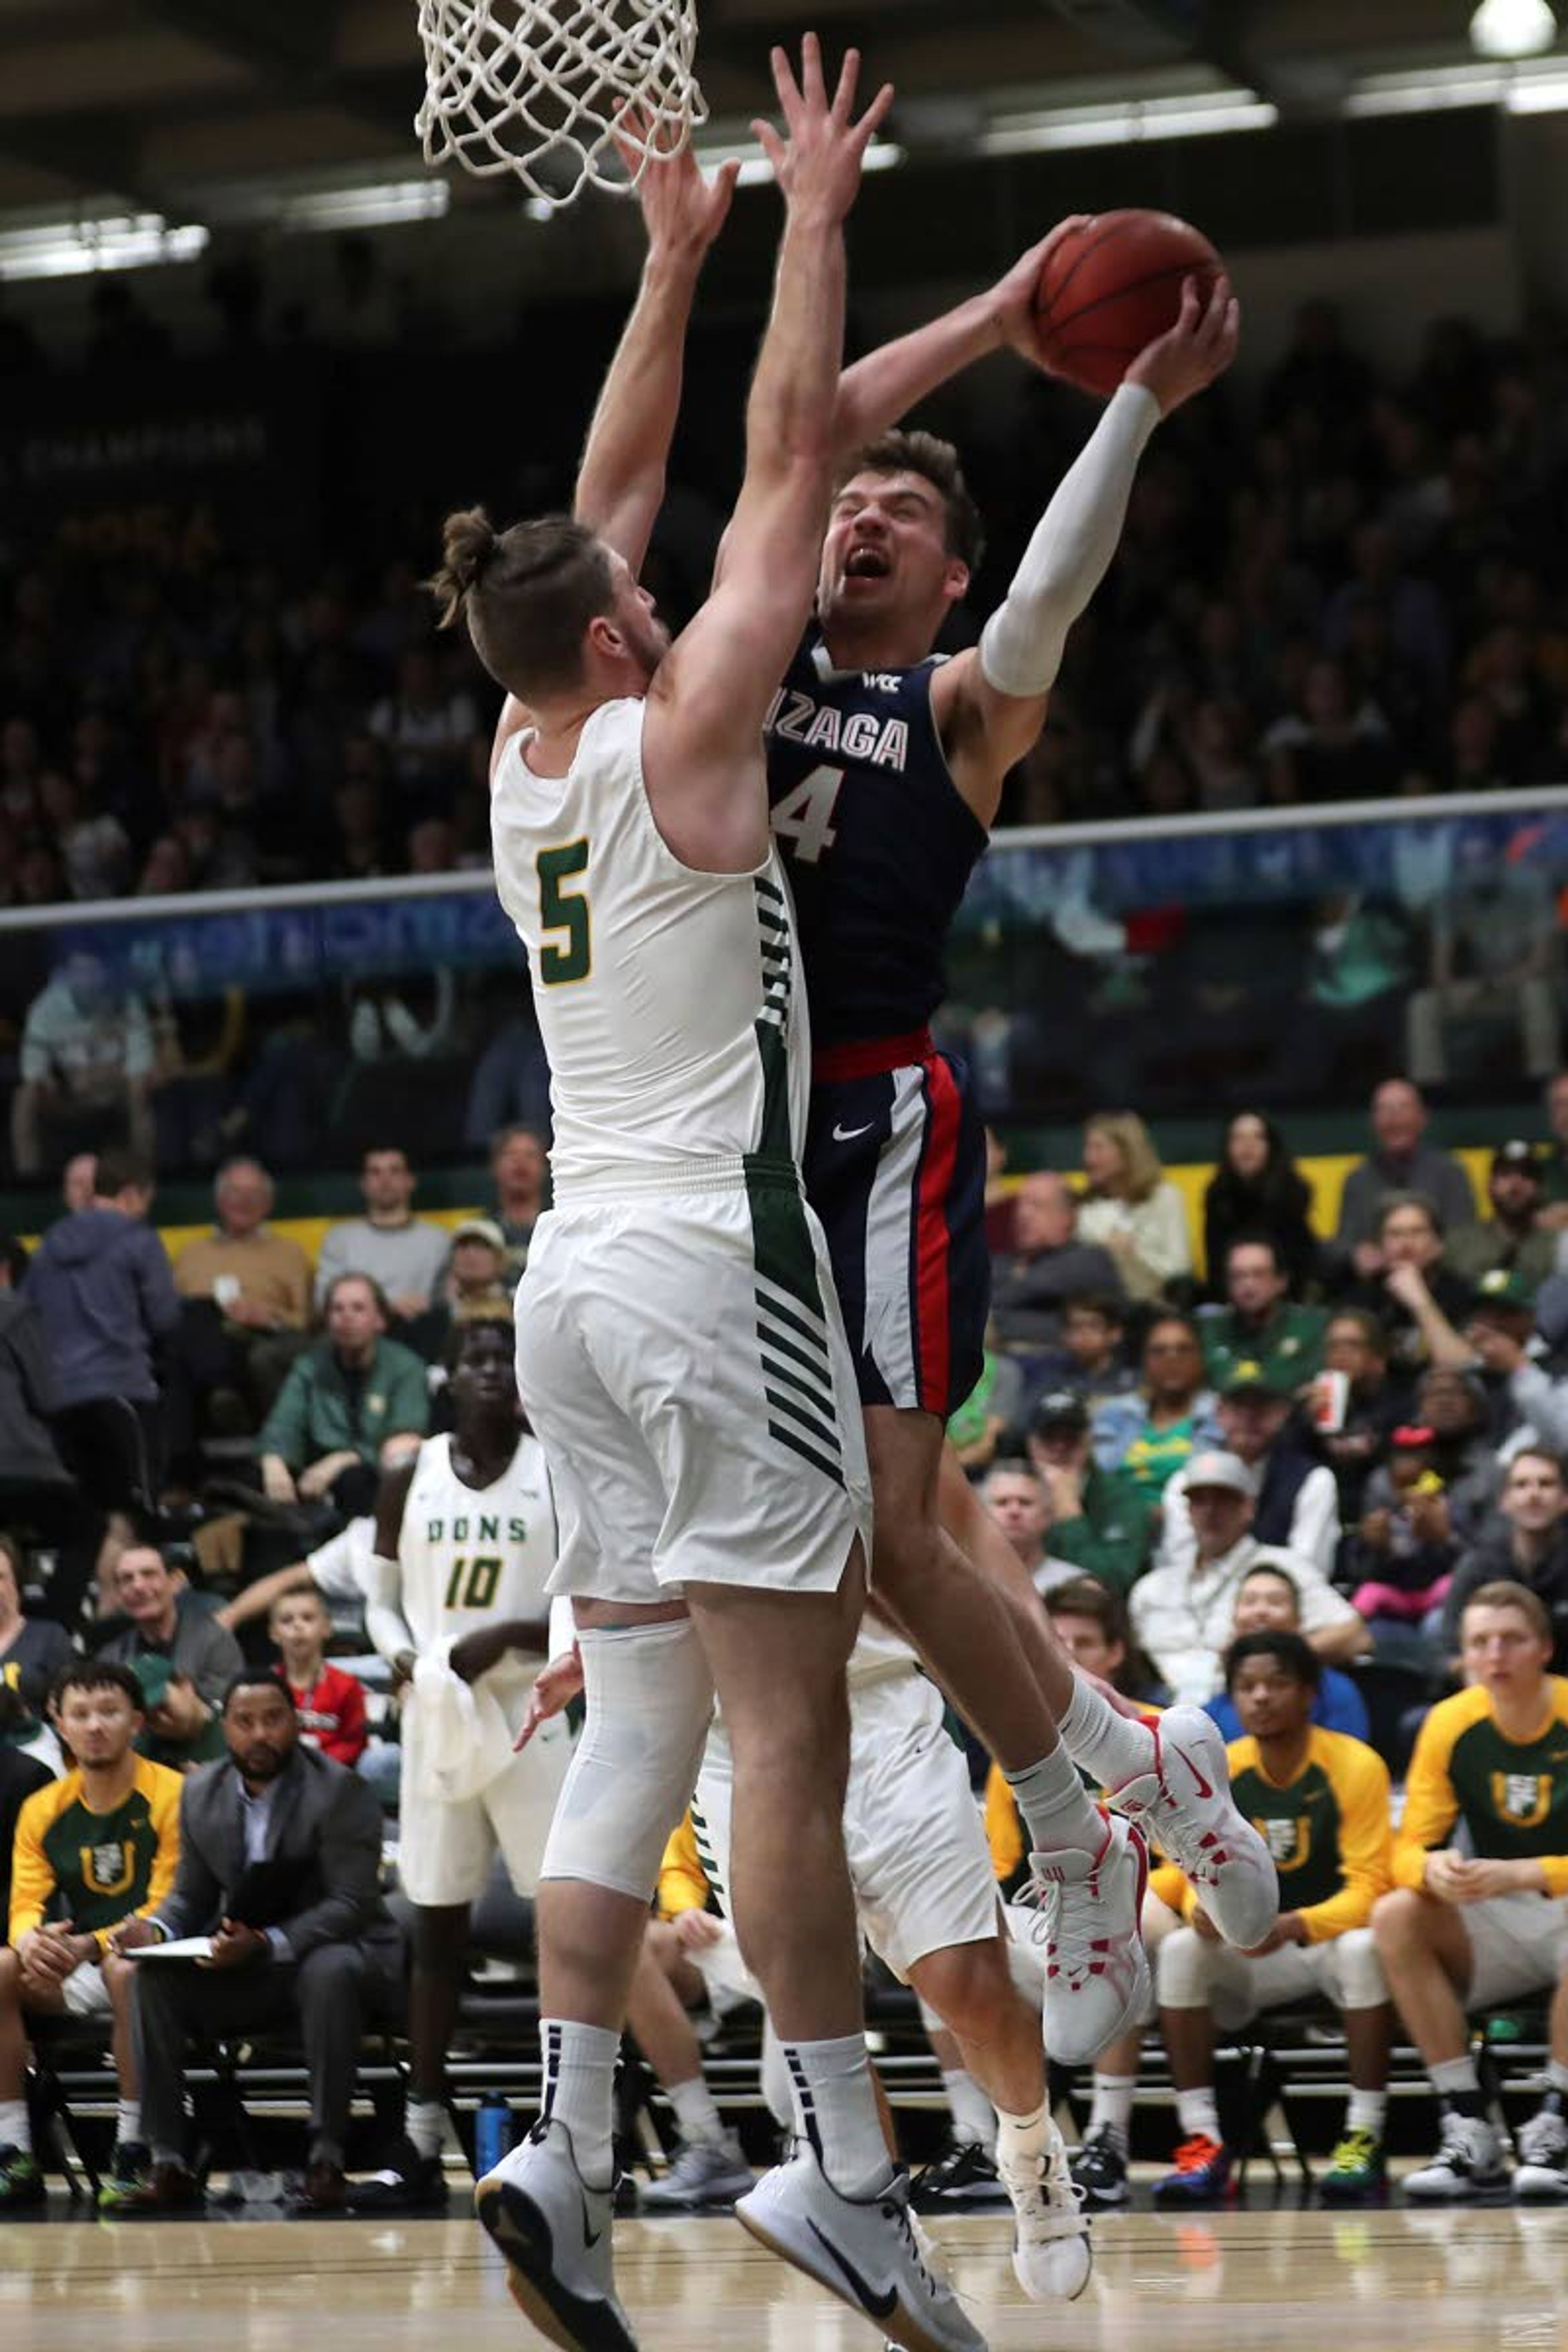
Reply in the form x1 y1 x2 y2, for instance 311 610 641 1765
113 1666 404 2209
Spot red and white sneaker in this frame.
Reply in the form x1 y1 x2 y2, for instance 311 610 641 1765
1107 1704 1277 1950
1023 1810 1150 2067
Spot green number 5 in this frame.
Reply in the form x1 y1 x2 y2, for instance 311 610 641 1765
537 839 591 986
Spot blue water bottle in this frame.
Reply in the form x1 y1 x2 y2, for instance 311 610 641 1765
474 2091 514 2176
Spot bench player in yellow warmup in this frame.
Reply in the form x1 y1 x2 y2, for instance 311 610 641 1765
1374 1579 1568 2203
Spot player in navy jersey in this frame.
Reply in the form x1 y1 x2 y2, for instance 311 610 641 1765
541 145 1280 2033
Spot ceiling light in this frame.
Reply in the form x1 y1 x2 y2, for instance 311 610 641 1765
1470 0 1558 59
272 180 449 232
980 88 1276 154
0 213 207 282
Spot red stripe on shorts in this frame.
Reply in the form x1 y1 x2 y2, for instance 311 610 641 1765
813 1027 935 1082
913 1052 960 1411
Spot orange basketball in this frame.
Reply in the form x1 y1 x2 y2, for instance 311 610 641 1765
1034 210 1223 398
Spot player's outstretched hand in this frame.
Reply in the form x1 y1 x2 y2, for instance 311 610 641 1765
516 1644 584 1750
752 31 893 222
615 107 740 264
1125 273 1239 416
990 218 1092 366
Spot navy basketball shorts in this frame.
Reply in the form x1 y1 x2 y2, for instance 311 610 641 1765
803 1026 989 1421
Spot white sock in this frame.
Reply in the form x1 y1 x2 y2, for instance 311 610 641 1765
1058 1675 1157 1790
781 2034 892 2199
0 2098 30 2155
1175 2087 1221 2142
994 2098 1049 2172
942 2069 996 2153
1006 1740 1105 1858
116 2099 142 2147
540 2018 619 2189
1088 2073 1137 2151
1430 2055 1480 2101
407 2096 446 2160
669 2074 725 2149
1346 2089 1387 2136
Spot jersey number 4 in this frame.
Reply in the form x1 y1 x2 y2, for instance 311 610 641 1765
771 765 842 865
537 839 591 985
444 1555 502 1610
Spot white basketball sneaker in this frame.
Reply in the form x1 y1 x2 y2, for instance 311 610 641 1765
1025 1811 1150 2067
735 2147 988 2352
475 2115 638 2352
995 2117 1091 2302
1106 1703 1278 1951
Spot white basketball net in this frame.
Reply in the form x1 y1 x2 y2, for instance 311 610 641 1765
414 0 708 208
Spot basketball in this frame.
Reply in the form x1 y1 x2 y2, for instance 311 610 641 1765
1034 210 1223 398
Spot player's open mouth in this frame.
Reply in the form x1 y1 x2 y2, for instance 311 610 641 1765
845 546 890 579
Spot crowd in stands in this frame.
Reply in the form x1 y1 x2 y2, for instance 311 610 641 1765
1 1062 1568 2211
0 293 1566 938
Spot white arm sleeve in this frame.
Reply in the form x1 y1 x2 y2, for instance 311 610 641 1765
548 1595 577 1662
364 1552 416 1667
978 381 1160 699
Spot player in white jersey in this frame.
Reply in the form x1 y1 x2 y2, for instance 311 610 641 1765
357 1317 569 2212
523 1623 1089 2302
430 46 981 2352
570 122 1278 2031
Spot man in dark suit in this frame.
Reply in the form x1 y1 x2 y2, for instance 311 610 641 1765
109 1668 403 2210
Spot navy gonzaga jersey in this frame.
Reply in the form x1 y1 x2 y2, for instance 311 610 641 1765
765 632 989 1047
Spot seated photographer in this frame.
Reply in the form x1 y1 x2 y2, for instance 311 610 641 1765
111 1668 403 2212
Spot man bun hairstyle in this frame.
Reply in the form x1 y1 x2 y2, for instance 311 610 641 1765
428 506 616 701
841 430 985 573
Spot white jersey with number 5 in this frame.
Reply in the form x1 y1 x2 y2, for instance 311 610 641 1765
398 1432 557 1689
491 697 808 1189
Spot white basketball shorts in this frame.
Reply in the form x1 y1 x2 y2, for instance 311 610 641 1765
516 1168 872 1605
396 1682 574 1909
1462 1890 1568 2012
691 1669 999 1983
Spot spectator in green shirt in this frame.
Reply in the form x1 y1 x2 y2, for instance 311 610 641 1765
1443 1142 1556 1296
1202 1235 1326 1400
1538 1073 1568 1227
1091 1315 1222 1503
1027 1388 1154 1596
258 1272 427 1521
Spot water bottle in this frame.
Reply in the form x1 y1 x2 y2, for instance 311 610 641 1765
474 2091 514 2177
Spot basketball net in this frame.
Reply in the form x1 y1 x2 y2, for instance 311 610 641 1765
414 0 708 208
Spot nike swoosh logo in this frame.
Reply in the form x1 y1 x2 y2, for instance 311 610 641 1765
579 2192 602 2249
831 1121 875 1142
807 2219 898 2319
1172 1743 1214 1801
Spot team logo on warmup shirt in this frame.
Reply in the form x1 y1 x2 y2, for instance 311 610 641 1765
82 1840 134 1897
1261 1816 1312 1871
1493 1771 1553 1828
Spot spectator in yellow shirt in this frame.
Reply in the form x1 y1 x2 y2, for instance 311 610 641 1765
1147 1630 1394 2208
1373 1579 1568 2203
0 1661 181 2212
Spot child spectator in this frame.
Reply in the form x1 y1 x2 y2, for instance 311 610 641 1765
1345 1425 1456 1633
270 1588 368 1768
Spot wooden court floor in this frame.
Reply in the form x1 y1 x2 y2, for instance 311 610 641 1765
4 2203 1566 2350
